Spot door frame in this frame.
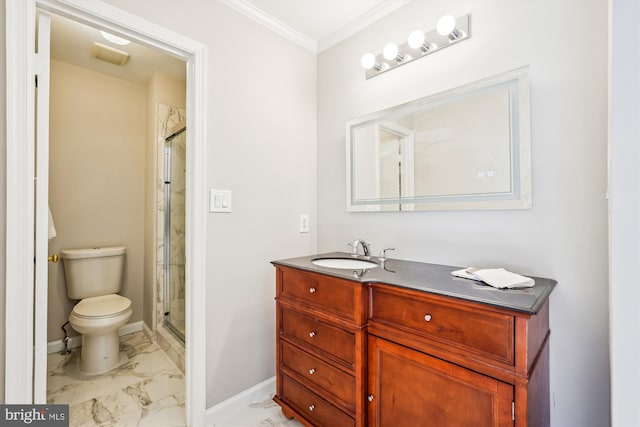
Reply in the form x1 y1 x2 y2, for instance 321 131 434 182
5 0 208 424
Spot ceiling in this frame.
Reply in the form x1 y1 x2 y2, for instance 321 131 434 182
49 0 409 83
50 13 186 83
226 0 412 52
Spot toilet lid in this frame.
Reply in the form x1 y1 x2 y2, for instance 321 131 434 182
73 294 131 318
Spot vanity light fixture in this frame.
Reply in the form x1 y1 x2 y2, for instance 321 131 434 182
436 14 462 40
361 53 389 72
383 43 405 62
361 13 471 79
407 30 436 53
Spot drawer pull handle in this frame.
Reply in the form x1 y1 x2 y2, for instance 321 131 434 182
368 395 375 402
424 314 432 322
309 287 316 294
309 331 316 338
309 368 316 375
309 404 315 412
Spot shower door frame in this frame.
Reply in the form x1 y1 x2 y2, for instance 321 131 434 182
164 127 187 343
5 1 208 425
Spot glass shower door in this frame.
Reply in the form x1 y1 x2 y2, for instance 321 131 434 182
164 128 186 342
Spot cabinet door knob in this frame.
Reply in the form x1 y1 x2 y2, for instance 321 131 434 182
368 395 375 402
309 331 316 338
308 404 315 412
309 287 316 294
309 368 316 375
424 314 432 322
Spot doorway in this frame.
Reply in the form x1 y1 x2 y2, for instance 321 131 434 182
5 1 207 425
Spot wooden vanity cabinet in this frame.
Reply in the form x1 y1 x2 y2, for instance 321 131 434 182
367 335 514 427
274 266 368 427
274 265 551 427
367 284 550 427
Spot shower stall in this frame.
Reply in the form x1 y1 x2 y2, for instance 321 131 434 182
163 126 186 343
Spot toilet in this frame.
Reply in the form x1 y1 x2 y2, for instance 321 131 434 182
60 246 132 375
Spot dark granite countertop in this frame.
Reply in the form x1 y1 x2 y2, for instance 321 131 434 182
272 252 557 315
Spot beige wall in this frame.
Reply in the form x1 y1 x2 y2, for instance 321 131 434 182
1 0 316 406
47 59 146 340
104 0 318 407
317 1 608 426
144 72 186 331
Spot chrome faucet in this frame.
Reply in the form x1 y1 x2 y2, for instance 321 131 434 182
348 239 370 258
379 248 395 262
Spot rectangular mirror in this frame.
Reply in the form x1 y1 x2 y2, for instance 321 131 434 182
346 67 532 211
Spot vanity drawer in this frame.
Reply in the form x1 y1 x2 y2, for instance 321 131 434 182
281 374 355 427
281 341 355 411
281 308 355 365
370 285 515 364
280 267 357 321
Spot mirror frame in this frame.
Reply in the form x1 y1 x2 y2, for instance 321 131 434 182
346 67 532 212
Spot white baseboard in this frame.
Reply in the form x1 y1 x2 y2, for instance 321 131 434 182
142 321 154 342
120 320 144 336
205 376 276 424
47 334 82 354
47 320 144 354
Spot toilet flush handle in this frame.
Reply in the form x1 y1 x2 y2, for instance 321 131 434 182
48 254 59 263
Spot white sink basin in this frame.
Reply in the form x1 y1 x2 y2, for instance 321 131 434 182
311 257 378 269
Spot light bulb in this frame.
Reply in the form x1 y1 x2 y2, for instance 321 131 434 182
408 30 425 49
436 15 456 36
383 43 399 61
100 30 131 46
361 53 376 70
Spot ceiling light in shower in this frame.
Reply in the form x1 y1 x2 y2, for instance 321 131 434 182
99 30 131 46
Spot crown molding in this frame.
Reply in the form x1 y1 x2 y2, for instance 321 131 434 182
317 0 412 52
219 0 317 53
219 0 413 54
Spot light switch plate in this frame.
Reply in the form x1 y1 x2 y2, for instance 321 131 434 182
299 214 309 233
209 189 232 213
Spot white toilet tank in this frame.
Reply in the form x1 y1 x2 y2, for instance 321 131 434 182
60 246 126 300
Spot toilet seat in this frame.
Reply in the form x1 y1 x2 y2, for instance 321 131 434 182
72 294 131 319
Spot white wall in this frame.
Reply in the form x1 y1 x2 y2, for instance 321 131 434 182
0 0 6 404
609 0 640 425
104 0 317 407
0 0 617 422
317 1 609 426
48 59 147 340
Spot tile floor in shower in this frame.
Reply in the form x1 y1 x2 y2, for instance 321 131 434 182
47 331 303 426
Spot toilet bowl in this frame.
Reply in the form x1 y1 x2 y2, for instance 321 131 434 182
69 294 132 375
61 246 132 376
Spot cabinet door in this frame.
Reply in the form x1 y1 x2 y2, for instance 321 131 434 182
368 336 514 427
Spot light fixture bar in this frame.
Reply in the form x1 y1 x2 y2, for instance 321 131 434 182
363 14 471 80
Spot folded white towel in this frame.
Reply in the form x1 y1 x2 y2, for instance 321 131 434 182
48 206 57 240
451 267 534 289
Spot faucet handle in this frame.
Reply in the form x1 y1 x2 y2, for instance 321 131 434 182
348 240 359 256
379 248 396 261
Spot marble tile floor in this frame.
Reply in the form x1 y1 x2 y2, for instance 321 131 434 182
48 331 304 426
212 396 303 427
47 332 185 426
